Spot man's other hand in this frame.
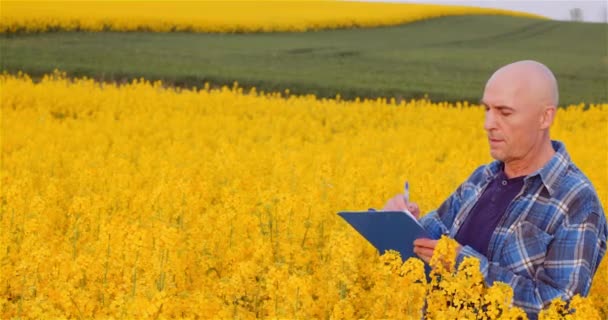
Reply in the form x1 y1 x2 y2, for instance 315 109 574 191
382 194 420 219
413 238 437 264
413 238 463 265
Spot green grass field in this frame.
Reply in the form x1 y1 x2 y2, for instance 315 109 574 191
1 15 607 104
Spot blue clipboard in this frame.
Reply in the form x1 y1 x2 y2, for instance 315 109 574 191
338 210 433 265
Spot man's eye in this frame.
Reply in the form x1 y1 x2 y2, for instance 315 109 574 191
501 112 512 116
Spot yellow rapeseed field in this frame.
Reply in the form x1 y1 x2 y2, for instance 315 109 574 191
0 1 544 33
1 72 606 318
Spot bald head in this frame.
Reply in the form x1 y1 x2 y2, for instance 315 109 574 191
485 60 559 109
482 60 559 174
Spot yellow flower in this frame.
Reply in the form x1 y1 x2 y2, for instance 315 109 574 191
430 235 459 274
0 72 604 318
0 1 544 34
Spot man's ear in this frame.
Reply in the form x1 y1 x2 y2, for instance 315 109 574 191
540 106 556 130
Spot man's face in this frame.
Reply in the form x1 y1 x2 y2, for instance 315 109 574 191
481 81 542 163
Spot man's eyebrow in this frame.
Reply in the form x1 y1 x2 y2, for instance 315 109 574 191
479 100 515 111
495 105 515 111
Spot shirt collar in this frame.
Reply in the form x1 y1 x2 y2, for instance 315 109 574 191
483 140 571 196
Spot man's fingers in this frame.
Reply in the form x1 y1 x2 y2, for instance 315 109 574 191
414 247 434 257
382 194 407 211
413 238 437 248
407 202 419 212
387 197 399 210
394 194 406 208
406 202 420 218
413 246 433 263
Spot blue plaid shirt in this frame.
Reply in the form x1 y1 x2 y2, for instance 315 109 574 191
420 140 607 318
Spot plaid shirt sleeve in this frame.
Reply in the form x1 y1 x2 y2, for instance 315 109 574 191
419 164 488 239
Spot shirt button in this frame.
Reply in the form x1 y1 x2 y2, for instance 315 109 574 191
502 180 507 186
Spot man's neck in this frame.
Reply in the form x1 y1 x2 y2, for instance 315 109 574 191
504 140 555 178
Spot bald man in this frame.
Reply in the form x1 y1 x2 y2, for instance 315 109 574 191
383 60 607 318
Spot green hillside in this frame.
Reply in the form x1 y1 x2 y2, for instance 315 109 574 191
1 15 607 104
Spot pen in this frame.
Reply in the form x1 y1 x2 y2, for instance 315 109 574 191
403 181 410 204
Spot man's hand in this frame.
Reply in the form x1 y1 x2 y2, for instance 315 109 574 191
413 238 462 264
382 194 420 219
412 238 437 264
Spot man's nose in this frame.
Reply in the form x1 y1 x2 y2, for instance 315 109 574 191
484 109 496 132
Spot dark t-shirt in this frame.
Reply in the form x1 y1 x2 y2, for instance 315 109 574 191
455 170 525 256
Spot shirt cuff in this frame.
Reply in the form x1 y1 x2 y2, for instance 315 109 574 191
456 245 489 278
419 211 449 239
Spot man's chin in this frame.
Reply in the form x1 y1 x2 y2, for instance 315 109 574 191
489 150 505 161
